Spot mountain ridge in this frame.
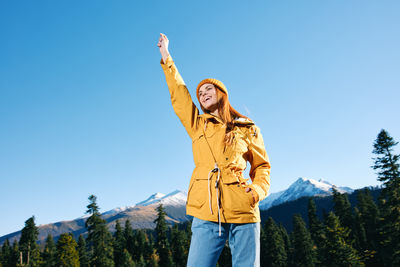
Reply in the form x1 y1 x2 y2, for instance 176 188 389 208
259 177 353 210
0 177 354 245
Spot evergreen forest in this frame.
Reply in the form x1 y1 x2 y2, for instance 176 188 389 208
1 129 399 267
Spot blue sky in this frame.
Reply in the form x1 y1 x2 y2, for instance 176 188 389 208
1 0 399 236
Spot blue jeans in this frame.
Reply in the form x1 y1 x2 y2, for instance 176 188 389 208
187 217 260 267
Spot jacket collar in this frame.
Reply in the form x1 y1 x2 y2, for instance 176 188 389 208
234 117 255 126
199 113 254 126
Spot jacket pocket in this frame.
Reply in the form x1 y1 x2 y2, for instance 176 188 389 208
223 183 254 214
187 178 208 209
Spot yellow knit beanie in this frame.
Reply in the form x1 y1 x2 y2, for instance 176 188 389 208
196 78 228 98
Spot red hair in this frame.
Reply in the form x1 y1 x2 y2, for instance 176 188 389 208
198 86 247 144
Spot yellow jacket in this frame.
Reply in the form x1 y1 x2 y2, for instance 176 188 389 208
161 56 271 223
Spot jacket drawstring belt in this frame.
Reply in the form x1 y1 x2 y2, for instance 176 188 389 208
204 121 222 236
207 163 222 236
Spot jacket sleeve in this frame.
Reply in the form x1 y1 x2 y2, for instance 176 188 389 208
247 125 271 203
160 55 199 138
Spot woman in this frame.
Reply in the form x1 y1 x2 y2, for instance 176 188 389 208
158 33 270 267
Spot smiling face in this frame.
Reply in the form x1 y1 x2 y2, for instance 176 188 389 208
198 83 219 113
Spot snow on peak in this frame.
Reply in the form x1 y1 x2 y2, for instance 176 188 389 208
102 205 136 216
136 192 166 206
291 177 332 192
92 191 186 218
259 177 353 210
136 190 187 207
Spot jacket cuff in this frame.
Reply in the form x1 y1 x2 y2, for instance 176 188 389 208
160 55 174 68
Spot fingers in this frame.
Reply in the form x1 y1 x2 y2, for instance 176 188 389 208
157 35 163 48
160 33 168 42
157 33 169 53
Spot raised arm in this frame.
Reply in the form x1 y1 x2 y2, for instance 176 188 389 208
158 33 200 138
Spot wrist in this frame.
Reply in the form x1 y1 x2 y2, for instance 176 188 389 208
161 50 170 63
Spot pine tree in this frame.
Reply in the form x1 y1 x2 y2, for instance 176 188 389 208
10 241 19 267
113 220 126 267
147 253 159 267
353 207 368 251
143 234 156 264
292 215 316 267
41 234 57 267
184 221 192 259
373 129 400 188
124 220 135 259
357 189 379 247
85 194 114 267
1 239 12 267
356 188 381 265
170 224 187 267
19 216 41 266
332 189 359 246
307 198 325 264
1 240 19 267
77 235 90 267
120 249 136 267
261 217 287 267
321 212 363 266
55 233 80 267
136 256 147 267
154 204 173 267
278 223 291 261
372 129 400 265
133 230 147 262
332 189 353 229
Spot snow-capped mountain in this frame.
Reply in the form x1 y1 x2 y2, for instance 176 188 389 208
100 190 186 217
136 190 187 207
100 190 187 217
0 190 189 245
259 177 353 210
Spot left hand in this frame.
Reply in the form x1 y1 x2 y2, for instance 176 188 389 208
246 187 256 204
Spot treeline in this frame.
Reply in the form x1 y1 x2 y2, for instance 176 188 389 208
1 129 399 267
0 198 190 267
259 129 400 266
261 185 381 233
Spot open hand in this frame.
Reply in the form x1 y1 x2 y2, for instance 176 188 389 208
158 33 170 63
